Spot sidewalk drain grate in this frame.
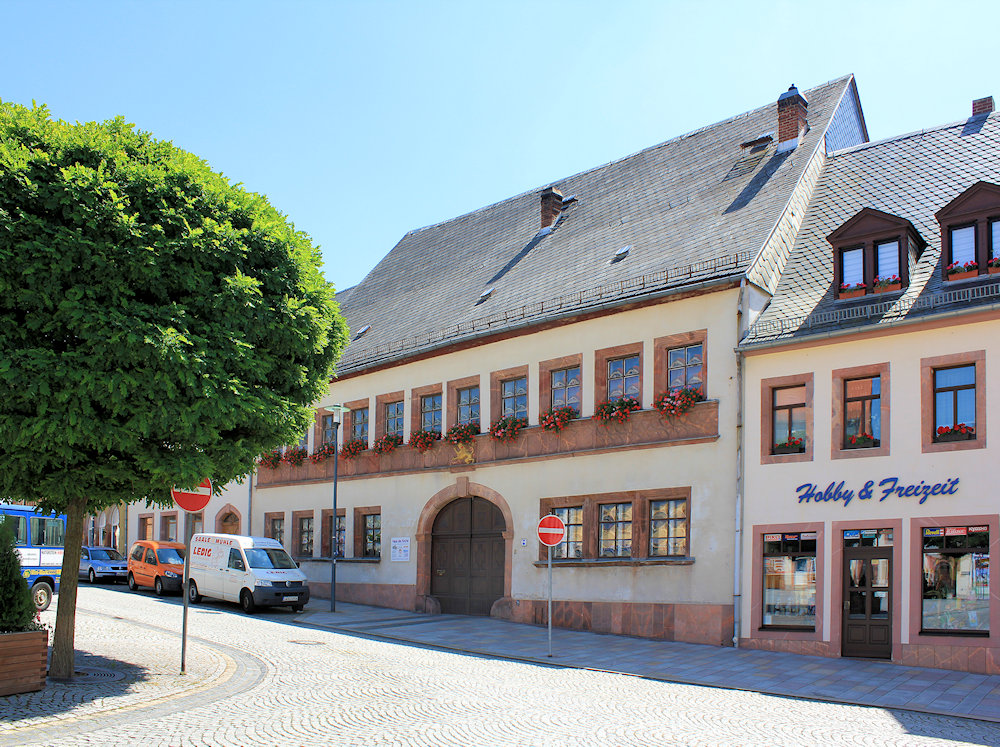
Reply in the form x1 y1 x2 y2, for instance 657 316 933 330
288 640 324 646
59 667 127 684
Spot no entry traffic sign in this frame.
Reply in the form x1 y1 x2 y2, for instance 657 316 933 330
171 479 212 512
537 514 566 547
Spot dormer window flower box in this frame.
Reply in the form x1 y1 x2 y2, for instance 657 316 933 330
946 261 978 281
828 208 925 300
936 181 1000 281
988 257 1000 274
773 437 805 455
935 424 975 443
873 275 902 294
837 282 866 299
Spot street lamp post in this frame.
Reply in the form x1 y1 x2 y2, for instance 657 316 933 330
329 405 346 612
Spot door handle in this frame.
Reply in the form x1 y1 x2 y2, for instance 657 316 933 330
436 569 445 576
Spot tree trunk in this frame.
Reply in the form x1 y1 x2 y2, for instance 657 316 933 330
49 497 87 680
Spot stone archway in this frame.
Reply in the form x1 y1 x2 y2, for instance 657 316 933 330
415 477 513 616
215 503 242 535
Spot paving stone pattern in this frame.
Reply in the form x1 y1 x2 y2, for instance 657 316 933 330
0 587 998 746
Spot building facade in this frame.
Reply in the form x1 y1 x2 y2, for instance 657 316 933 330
738 97 1000 673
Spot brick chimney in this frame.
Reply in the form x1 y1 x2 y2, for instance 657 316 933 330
973 96 995 117
777 84 808 153
540 187 563 229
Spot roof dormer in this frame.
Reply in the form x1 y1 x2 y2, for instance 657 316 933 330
935 181 1000 281
827 208 926 300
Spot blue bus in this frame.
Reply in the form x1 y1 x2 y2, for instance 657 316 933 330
0 503 67 611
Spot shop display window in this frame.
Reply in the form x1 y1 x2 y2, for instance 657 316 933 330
762 532 817 629
921 525 990 634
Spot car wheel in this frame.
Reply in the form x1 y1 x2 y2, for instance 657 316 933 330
291 605 304 613
127 572 138 591
88 568 97 584
154 576 164 596
240 589 255 614
188 580 201 604
32 582 53 612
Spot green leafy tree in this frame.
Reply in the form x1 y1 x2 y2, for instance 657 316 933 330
0 520 39 633
0 102 348 677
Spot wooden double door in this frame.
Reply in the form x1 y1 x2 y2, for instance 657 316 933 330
842 547 892 659
431 497 505 616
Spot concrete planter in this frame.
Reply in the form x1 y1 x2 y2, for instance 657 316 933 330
0 629 48 696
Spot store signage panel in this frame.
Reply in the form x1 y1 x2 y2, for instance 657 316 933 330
795 476 960 508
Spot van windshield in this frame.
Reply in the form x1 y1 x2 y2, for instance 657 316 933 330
245 548 297 570
157 548 185 564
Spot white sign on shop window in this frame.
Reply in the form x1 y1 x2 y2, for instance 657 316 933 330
390 537 410 562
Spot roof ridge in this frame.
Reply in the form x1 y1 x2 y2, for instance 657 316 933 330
829 112 996 157
400 75 857 239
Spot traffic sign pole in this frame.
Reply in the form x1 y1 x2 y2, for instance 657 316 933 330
536 514 565 660
171 479 212 675
547 544 553 658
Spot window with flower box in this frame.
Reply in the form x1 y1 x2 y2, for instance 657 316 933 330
936 181 1000 281
421 394 443 434
551 367 581 411
761 373 813 464
832 363 890 459
608 356 640 400
351 407 369 442
921 351 985 453
827 208 924 298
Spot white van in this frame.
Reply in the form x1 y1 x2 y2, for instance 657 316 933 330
187 533 310 614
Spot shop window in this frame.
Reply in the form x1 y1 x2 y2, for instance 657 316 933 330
761 373 813 464
920 525 989 634
421 394 443 434
598 502 632 557
827 208 924 298
649 498 688 556
551 506 583 559
385 401 404 437
457 386 480 426
351 407 369 442
935 181 1000 280
551 366 581 412
762 532 817 629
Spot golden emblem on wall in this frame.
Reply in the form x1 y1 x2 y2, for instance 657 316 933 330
452 442 475 465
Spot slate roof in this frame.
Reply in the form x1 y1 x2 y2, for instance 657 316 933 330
742 111 1000 348
335 76 859 375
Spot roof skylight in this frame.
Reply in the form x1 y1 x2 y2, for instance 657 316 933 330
354 324 371 340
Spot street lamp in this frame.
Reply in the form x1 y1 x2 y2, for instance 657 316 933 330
328 404 349 612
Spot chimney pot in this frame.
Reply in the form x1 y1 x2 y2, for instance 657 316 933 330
973 96 995 117
777 84 808 152
540 187 563 229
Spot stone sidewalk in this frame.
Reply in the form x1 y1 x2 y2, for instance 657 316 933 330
295 600 1000 724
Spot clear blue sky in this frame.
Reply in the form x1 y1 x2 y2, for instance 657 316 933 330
3 1 997 291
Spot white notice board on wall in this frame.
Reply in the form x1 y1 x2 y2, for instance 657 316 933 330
390 537 410 562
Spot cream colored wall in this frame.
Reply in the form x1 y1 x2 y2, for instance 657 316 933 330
126 479 253 547
258 289 743 606
740 318 1000 641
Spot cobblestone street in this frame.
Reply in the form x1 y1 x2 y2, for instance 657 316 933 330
2 587 1000 746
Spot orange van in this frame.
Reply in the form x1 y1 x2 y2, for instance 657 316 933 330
127 539 185 596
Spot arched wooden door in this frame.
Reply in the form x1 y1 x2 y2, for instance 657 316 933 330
220 512 240 535
431 497 505 615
